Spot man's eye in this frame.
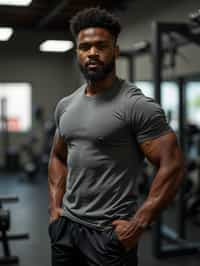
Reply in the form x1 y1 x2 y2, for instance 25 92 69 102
97 44 107 49
79 44 90 51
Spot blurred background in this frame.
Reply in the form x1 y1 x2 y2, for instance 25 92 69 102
0 0 200 265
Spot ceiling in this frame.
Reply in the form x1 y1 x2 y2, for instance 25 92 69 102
0 0 131 31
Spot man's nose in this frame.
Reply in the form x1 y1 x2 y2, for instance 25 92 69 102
88 46 99 57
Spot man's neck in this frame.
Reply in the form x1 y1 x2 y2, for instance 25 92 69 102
85 73 116 96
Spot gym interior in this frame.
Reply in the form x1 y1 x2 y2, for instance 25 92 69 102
0 0 200 265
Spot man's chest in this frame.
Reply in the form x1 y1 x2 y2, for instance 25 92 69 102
59 99 131 145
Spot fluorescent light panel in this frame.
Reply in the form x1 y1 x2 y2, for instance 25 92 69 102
40 40 74 53
0 27 13 41
0 0 32 6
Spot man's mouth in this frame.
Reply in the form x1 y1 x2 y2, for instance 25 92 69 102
88 64 98 69
86 61 102 69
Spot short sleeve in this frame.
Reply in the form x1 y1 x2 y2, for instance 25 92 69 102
54 102 60 129
126 95 172 144
54 98 66 136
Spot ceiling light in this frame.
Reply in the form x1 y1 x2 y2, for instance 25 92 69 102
0 0 32 6
39 40 74 53
0 27 13 41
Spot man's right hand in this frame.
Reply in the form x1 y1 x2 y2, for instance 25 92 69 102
49 207 63 224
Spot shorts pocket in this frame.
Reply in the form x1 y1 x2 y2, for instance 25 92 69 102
48 216 65 243
111 229 126 252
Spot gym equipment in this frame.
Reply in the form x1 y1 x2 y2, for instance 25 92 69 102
20 135 40 179
120 9 200 258
189 9 200 25
0 98 20 172
0 101 49 176
0 98 9 170
120 40 151 82
151 13 200 257
19 105 46 179
20 108 56 178
0 196 29 264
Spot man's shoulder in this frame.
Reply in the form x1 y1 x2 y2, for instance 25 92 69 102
118 79 162 115
119 79 145 103
54 84 85 123
56 84 85 109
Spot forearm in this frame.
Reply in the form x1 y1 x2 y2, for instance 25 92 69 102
48 155 67 217
131 161 184 227
112 133 184 249
112 162 184 250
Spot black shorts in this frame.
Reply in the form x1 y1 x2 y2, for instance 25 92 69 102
49 216 138 266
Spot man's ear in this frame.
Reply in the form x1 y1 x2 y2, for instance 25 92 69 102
114 45 120 58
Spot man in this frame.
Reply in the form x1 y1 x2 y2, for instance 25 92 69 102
48 7 183 266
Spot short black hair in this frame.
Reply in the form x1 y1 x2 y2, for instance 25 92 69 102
70 7 121 42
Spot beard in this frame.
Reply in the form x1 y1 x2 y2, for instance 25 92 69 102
79 56 115 82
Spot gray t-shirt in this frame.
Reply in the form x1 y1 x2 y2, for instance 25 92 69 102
54 77 171 230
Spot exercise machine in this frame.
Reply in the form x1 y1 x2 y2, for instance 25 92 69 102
0 196 29 264
151 10 200 258
120 8 200 258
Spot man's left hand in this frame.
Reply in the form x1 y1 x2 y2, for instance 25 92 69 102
112 219 144 251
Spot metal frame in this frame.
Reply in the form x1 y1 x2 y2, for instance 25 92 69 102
120 40 151 82
119 52 135 82
152 21 200 258
120 20 200 258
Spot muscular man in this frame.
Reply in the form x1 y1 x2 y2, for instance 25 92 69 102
48 7 183 266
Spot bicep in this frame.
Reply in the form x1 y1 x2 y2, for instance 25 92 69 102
140 132 183 168
50 129 67 163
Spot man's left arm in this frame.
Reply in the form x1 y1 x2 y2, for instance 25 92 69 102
112 132 184 250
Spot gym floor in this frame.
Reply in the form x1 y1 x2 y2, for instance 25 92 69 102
0 172 200 266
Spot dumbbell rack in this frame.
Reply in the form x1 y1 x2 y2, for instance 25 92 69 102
0 196 29 264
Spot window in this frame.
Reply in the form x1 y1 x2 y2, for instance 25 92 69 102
135 81 179 130
135 81 154 98
0 83 32 132
186 82 200 126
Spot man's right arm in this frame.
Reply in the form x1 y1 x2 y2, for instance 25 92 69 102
48 129 68 224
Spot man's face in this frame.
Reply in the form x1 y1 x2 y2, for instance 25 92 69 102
76 27 119 82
